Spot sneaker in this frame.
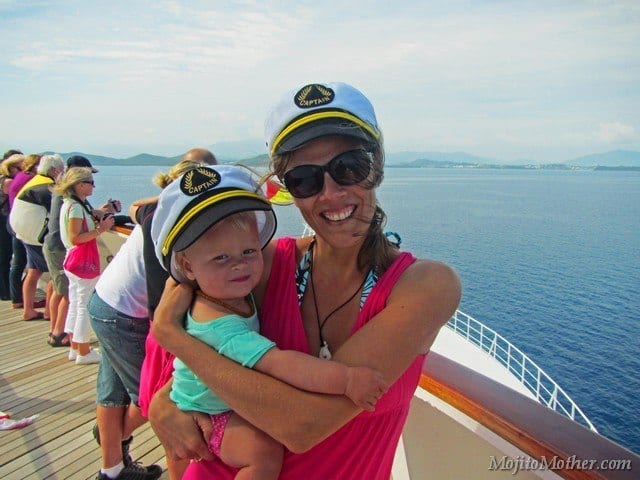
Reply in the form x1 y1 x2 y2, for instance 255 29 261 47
95 462 163 480
68 349 78 361
75 349 101 364
92 424 162 479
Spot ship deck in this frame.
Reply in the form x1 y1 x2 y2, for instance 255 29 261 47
0 300 169 479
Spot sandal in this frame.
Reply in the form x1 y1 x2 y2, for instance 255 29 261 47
47 332 70 348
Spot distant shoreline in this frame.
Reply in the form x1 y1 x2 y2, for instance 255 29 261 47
387 164 640 171
89 160 640 172
46 148 640 170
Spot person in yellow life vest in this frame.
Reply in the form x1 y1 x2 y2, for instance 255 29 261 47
9 154 65 321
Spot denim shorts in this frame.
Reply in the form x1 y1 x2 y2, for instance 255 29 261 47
88 292 149 407
25 243 49 272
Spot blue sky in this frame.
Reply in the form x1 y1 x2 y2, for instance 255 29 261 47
1 0 638 162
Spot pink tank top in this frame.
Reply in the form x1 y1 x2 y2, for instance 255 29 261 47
184 237 425 480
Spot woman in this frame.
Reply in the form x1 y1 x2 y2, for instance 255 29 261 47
87 148 216 480
55 167 114 364
149 82 461 479
7 153 40 310
0 153 23 301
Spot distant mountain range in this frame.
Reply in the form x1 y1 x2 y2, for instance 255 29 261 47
564 150 640 167
50 147 640 170
386 149 640 169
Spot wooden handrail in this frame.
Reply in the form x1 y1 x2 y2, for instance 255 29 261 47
420 352 638 479
113 224 134 236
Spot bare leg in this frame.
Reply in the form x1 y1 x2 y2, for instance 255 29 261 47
97 403 149 468
44 280 53 319
55 296 69 336
48 289 61 334
96 405 127 468
122 403 147 440
220 413 283 480
77 342 91 356
21 269 42 320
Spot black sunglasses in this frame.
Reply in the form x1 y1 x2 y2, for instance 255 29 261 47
282 149 373 199
81 180 95 186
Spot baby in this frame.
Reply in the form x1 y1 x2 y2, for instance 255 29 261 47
152 165 388 479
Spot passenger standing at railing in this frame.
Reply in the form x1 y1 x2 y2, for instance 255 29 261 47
86 148 217 480
7 153 40 312
9 153 65 322
44 156 113 348
55 167 115 365
148 82 462 479
0 150 24 301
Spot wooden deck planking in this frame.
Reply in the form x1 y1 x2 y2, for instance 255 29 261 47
0 301 168 479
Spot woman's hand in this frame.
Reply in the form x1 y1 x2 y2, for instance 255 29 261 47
97 213 115 233
151 278 195 354
148 383 214 462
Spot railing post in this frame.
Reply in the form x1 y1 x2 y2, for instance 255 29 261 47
489 336 497 356
550 387 558 410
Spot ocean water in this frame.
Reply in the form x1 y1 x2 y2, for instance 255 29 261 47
94 165 640 453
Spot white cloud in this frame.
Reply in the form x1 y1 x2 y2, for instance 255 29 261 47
596 122 636 143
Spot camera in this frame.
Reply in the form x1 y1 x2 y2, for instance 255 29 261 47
109 200 121 213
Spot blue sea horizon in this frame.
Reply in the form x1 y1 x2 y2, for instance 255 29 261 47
95 165 640 453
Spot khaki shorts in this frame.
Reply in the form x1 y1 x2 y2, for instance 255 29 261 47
42 245 68 297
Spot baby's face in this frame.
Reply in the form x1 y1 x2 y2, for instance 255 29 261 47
181 218 263 299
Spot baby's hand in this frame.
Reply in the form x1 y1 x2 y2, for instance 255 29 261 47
345 366 389 411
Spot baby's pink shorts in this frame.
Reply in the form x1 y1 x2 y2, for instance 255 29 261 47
209 411 233 457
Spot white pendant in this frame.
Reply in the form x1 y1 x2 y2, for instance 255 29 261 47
319 340 332 360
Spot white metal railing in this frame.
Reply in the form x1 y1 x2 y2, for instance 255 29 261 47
446 310 597 432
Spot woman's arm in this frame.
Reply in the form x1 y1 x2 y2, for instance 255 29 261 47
129 197 158 225
255 349 388 411
67 215 114 245
151 259 460 453
132 195 159 207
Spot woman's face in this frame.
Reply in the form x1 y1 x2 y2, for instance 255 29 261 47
285 135 377 249
74 177 95 197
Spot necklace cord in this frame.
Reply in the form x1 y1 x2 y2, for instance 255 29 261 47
308 241 368 349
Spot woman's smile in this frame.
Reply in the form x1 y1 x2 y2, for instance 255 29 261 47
321 205 356 222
